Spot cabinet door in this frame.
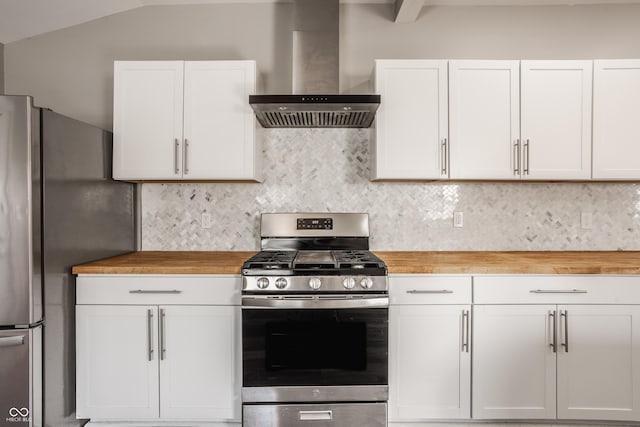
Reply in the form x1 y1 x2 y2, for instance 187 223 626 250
113 61 184 180
449 60 520 179
473 305 556 419
389 305 470 420
372 60 448 180
183 61 259 180
159 305 241 420
521 61 592 180
557 305 640 421
76 305 159 419
593 60 640 179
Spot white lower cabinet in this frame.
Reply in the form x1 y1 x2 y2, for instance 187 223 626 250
473 276 640 422
159 305 240 420
76 305 160 419
472 305 557 419
388 275 472 421
556 305 640 421
75 275 241 424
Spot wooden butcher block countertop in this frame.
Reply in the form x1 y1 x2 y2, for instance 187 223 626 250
72 251 640 275
71 251 257 275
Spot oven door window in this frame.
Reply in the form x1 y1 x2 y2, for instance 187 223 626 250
242 308 388 387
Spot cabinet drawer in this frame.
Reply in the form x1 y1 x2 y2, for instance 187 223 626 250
76 275 241 305
390 275 472 305
474 275 640 304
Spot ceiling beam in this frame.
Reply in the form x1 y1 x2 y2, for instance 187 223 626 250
394 0 424 22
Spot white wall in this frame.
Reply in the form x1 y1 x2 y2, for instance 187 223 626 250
5 3 640 127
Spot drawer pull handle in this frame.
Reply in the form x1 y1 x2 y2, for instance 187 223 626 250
406 289 454 294
299 410 332 421
529 289 587 294
129 290 182 294
0 335 25 348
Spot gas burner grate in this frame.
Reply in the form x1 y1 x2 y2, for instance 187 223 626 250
334 250 386 269
243 251 296 270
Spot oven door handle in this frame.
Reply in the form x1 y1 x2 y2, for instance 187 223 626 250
241 295 389 309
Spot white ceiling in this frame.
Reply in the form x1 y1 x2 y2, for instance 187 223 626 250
1 0 639 44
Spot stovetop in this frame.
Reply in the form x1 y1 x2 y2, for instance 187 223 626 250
242 213 388 293
242 250 387 276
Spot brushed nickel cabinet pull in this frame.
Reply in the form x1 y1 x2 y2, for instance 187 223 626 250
514 139 520 175
406 289 454 294
441 138 448 175
549 310 557 353
174 139 180 174
159 308 166 360
129 289 182 294
561 310 569 352
524 138 530 175
530 289 587 294
462 310 470 353
147 309 154 361
184 139 190 175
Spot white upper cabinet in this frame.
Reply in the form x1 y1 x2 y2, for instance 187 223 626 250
183 61 259 180
593 60 640 180
449 60 592 180
449 60 520 179
371 60 449 180
113 61 184 180
113 60 261 182
520 61 592 180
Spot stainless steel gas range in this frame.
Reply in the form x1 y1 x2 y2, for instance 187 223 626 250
241 213 389 427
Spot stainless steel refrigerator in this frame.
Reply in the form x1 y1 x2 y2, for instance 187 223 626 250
0 95 136 427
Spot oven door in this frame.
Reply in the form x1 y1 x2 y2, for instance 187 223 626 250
241 295 388 403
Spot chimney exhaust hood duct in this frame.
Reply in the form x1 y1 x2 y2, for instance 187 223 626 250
249 0 380 128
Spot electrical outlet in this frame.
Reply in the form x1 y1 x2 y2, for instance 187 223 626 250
581 211 593 230
201 212 212 229
453 211 464 228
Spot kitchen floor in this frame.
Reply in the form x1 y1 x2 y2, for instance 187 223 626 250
406 424 634 426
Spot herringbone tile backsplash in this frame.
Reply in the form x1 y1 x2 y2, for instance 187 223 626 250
141 129 640 251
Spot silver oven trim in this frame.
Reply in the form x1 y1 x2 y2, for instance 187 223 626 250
242 385 388 403
241 294 389 309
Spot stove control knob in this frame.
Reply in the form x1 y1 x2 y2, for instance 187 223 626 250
343 277 356 289
275 277 288 289
360 277 374 289
256 277 269 289
309 277 322 290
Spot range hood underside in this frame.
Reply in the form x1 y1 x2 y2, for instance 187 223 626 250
249 95 381 128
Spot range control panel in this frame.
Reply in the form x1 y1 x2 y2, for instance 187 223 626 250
297 218 333 230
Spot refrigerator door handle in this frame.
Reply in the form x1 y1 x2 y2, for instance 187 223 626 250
0 335 25 348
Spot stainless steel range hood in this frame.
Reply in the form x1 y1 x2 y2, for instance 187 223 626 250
249 0 380 128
